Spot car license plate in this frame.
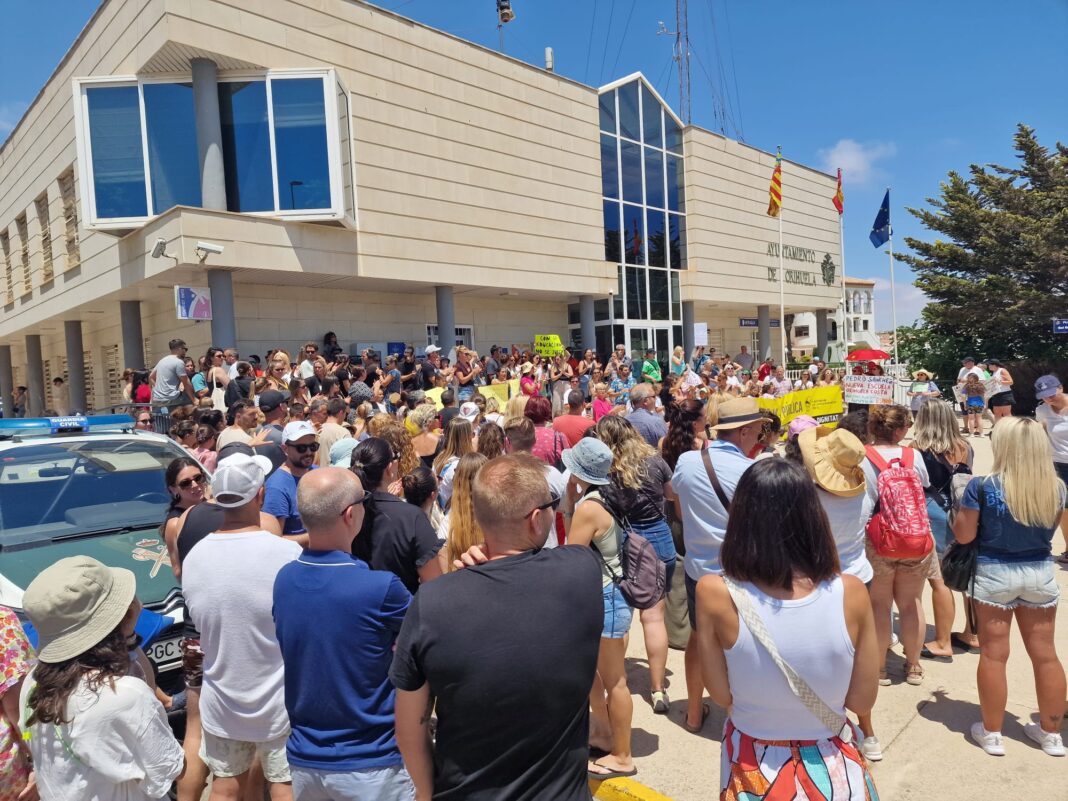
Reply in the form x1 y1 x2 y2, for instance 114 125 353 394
147 635 183 673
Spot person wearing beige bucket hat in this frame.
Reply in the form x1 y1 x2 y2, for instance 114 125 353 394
907 368 941 420
20 556 184 799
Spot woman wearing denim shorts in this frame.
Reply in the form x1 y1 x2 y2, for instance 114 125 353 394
953 417 1067 758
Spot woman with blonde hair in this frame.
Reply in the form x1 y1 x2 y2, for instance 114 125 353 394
265 357 291 391
483 395 505 428
433 417 476 507
351 401 373 440
408 403 442 468
503 394 530 426
670 345 686 376
954 417 1067 757
374 419 420 482
913 398 977 657
444 452 489 569
595 415 677 715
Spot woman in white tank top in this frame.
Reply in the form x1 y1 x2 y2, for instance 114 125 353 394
694 459 881 801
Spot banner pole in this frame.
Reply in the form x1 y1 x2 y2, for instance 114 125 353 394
839 199 847 361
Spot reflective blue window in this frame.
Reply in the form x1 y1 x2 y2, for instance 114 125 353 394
218 81 274 212
644 147 664 209
641 84 663 148
143 83 201 212
623 203 645 266
618 81 640 141
649 268 669 320
666 154 683 212
601 135 618 199
626 266 647 319
337 82 355 219
86 86 147 218
272 78 331 211
603 201 621 263
671 271 681 319
599 91 616 133
665 113 683 153
620 141 642 205
647 209 666 267
669 213 685 269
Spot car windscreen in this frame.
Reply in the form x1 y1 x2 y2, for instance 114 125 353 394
0 438 182 547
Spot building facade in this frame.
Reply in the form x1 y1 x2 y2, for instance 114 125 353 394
792 277 879 361
0 0 842 415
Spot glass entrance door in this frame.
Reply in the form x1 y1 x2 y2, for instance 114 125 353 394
628 326 673 376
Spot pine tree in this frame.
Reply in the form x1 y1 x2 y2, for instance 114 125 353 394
899 125 1068 360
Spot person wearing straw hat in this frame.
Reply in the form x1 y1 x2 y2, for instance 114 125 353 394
20 556 184 800
907 368 940 421
795 425 885 762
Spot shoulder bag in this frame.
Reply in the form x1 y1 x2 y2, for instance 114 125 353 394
939 477 983 635
722 577 853 742
585 496 666 610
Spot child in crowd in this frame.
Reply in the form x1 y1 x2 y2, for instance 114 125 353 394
963 373 986 436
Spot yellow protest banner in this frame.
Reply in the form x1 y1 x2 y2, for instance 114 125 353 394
508 378 521 398
758 385 844 433
534 334 564 357
424 387 445 410
478 383 510 405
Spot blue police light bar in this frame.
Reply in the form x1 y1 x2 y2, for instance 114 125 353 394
0 414 136 438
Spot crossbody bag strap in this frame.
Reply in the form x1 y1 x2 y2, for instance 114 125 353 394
701 448 732 512
723 577 852 742
583 496 625 583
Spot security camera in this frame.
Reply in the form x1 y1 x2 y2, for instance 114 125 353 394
497 0 515 23
151 238 168 258
195 241 225 256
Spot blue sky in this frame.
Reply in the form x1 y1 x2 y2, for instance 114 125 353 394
3 0 1066 329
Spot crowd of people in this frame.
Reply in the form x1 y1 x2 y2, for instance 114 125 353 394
1 333 1066 801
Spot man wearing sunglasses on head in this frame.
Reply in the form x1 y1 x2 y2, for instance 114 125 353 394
263 421 320 547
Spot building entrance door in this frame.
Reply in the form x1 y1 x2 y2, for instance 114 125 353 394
627 325 673 375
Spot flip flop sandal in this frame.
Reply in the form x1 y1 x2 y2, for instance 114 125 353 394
588 761 638 781
684 702 711 733
951 633 980 653
920 647 953 662
1055 552 1068 565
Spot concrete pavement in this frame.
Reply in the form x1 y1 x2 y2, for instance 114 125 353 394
612 428 1068 800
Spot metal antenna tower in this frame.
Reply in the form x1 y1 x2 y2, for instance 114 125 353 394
657 1 691 124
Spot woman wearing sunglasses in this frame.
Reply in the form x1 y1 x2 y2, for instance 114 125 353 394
162 456 209 573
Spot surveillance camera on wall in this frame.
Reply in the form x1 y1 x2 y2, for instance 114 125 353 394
195 241 225 256
151 238 168 258
497 0 515 23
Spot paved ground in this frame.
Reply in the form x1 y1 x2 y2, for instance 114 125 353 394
610 427 1068 800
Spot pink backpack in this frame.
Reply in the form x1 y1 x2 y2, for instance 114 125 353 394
864 446 933 559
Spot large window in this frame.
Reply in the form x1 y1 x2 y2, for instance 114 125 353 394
74 70 354 229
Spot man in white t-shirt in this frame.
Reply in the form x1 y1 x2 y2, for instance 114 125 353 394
182 453 303 801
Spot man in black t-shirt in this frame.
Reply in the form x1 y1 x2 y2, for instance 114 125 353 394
390 456 601 801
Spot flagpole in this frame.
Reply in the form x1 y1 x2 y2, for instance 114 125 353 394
778 200 786 368
886 186 900 366
838 172 847 362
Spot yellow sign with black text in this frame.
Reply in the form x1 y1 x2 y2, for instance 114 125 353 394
758 385 844 431
534 334 564 357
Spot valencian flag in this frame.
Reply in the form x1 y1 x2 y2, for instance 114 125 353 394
632 218 642 258
869 189 891 247
767 148 783 217
832 168 844 215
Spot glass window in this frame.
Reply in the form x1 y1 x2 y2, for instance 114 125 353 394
647 208 666 268
665 113 683 153
601 134 618 199
649 269 669 320
594 298 609 322
618 81 640 141
626 266 647 319
641 84 663 148
615 265 625 319
673 324 683 350
599 91 616 134
603 201 621 263
337 82 355 219
623 203 645 265
218 81 274 212
85 86 147 218
669 213 685 269
644 147 664 209
143 83 201 213
670 271 681 320
568 303 580 325
620 141 642 205
666 154 683 212
272 78 331 211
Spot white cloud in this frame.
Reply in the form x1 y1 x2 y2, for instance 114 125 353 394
870 276 928 330
0 101 29 140
818 139 897 185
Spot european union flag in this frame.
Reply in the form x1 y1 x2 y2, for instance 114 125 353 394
869 189 891 248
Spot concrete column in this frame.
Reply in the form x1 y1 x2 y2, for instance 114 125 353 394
815 309 829 362
579 295 596 355
25 335 45 418
681 300 695 359
435 286 455 350
207 270 237 348
191 58 228 211
757 305 772 361
120 300 145 370
0 346 12 418
64 321 87 413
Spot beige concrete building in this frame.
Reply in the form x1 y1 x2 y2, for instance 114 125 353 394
0 0 842 414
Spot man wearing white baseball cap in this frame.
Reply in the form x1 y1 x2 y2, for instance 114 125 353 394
263 421 320 546
182 453 303 801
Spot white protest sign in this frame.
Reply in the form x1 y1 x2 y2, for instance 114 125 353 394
693 323 708 347
842 375 895 405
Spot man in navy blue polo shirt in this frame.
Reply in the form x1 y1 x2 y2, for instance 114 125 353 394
273 467 412 800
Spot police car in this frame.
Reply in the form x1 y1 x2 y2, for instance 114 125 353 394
0 414 193 690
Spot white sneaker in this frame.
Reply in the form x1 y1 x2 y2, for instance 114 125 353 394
860 736 883 762
1024 723 1066 756
970 722 1005 756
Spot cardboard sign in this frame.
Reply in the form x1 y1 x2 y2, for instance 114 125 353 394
534 334 564 357
757 386 844 430
842 375 895 405
693 323 708 347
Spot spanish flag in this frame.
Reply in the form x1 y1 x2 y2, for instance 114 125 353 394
832 168 844 215
767 148 782 218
